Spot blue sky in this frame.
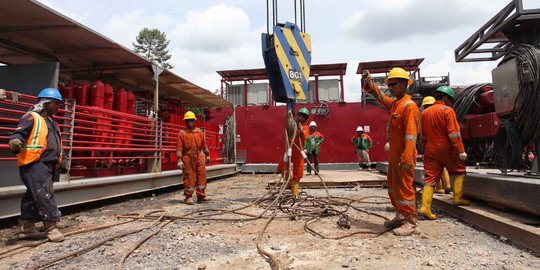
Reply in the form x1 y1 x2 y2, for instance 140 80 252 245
39 0 530 101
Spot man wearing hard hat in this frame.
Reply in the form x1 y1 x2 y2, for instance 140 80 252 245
351 126 372 171
177 111 211 205
277 107 310 199
420 86 469 220
362 67 420 236
304 121 324 175
420 96 451 195
9 88 68 242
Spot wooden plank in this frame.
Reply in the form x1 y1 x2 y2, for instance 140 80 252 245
432 195 540 254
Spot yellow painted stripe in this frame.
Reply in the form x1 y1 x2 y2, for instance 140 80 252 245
274 35 306 99
282 28 310 92
301 32 311 54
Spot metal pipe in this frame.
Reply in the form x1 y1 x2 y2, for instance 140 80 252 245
315 75 319 103
340 74 345 102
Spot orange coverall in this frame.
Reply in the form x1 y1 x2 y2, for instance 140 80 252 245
277 124 309 181
177 128 208 198
365 84 419 215
421 101 466 186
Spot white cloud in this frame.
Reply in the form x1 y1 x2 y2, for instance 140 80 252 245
170 4 253 53
423 50 497 86
167 5 264 89
39 0 510 99
102 10 176 49
341 0 502 43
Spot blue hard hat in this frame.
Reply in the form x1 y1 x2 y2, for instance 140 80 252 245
37 88 63 103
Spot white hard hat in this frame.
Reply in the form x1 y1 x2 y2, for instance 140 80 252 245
356 126 364 132
309 121 317 127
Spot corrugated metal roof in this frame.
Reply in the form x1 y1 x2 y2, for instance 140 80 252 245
356 58 424 74
0 0 231 108
217 63 348 81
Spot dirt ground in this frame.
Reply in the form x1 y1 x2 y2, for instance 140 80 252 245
0 170 539 270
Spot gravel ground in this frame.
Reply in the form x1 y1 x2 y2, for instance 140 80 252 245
0 170 538 270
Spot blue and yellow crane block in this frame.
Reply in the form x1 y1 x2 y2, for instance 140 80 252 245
262 22 311 105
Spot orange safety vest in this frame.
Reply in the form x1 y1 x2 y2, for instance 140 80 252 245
17 112 63 167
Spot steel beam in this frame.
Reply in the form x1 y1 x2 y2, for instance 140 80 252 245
0 164 238 220
376 162 540 216
432 195 540 254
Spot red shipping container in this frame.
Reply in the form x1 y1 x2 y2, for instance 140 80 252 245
469 112 501 138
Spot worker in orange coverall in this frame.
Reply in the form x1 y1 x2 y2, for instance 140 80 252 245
362 67 420 236
277 107 309 199
177 111 210 205
420 96 451 195
420 86 469 220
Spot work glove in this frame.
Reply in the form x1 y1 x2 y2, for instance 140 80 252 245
361 70 372 81
400 163 413 172
458 152 468 162
177 161 184 170
361 70 373 92
206 156 210 164
9 138 22 153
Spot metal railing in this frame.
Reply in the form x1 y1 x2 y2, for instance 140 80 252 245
0 90 223 179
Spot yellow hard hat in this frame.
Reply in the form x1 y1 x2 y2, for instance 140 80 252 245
385 67 412 86
183 111 197 120
421 96 436 107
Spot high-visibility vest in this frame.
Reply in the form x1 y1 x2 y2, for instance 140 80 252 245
16 112 63 167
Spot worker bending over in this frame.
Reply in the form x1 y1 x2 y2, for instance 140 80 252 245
420 86 469 219
9 88 67 242
351 126 373 171
277 108 309 199
305 121 324 175
177 111 210 205
362 68 420 236
420 96 451 195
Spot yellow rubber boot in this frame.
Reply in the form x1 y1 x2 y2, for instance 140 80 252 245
419 186 437 220
441 168 452 194
291 180 300 199
453 175 470 205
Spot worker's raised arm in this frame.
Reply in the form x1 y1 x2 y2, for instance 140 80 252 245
361 71 394 111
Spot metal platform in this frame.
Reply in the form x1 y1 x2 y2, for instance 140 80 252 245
241 163 364 173
376 162 540 217
0 164 239 219
433 193 540 254
267 170 386 189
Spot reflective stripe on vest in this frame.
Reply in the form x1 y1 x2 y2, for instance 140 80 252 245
17 112 47 167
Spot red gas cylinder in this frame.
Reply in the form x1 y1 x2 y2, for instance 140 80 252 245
126 91 135 114
104 83 114 110
63 81 77 100
114 88 127 113
77 81 90 106
91 80 105 108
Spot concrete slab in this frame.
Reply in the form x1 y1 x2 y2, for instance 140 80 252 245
0 164 239 219
433 193 540 254
267 170 386 189
376 162 540 217
242 163 362 173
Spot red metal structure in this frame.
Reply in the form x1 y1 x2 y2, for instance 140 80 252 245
213 63 390 164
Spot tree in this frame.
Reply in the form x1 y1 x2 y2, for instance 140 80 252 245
133 28 174 69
